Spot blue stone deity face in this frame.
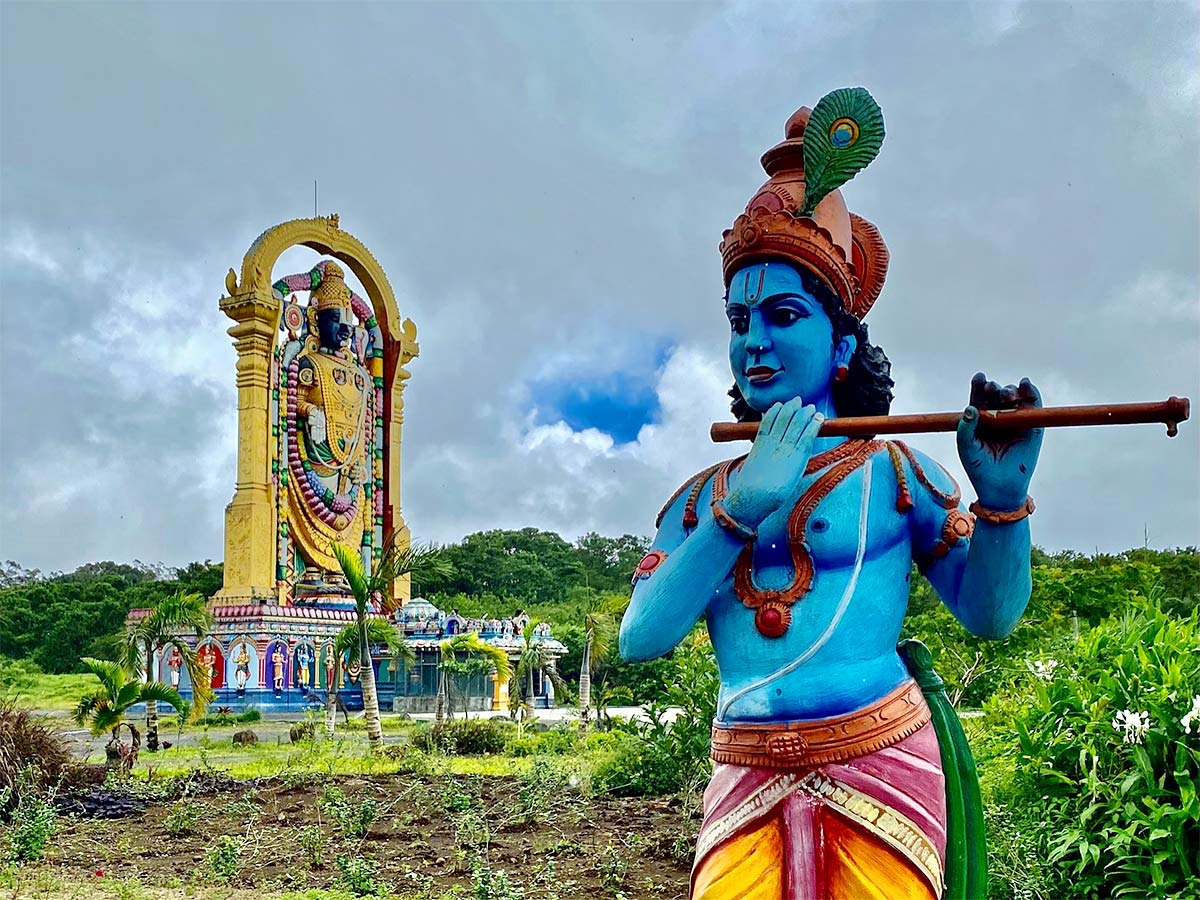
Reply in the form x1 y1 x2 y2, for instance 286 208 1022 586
317 307 354 352
726 261 855 414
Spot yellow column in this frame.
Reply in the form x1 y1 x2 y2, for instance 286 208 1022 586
215 288 280 603
387 322 419 605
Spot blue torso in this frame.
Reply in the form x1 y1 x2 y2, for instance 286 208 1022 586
699 446 913 721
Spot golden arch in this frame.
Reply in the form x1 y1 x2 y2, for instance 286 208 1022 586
231 214 408 342
216 216 417 605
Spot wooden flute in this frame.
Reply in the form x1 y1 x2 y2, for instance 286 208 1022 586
709 397 1191 443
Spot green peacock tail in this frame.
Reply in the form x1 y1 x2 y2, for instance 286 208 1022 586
800 87 885 216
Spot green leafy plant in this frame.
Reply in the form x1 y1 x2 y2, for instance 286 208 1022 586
72 657 185 774
472 863 523 900
331 538 451 750
162 799 202 837
205 834 243 882
979 597 1200 898
297 824 324 868
0 785 56 862
336 854 379 896
119 590 214 752
319 785 377 838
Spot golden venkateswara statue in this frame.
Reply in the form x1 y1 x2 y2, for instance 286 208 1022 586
216 216 418 606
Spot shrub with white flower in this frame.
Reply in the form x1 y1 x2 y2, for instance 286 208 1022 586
1181 694 1200 735
1111 708 1151 745
1029 658 1058 681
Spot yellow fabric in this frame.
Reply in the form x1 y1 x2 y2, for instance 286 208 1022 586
826 818 937 900
692 811 937 900
692 815 783 900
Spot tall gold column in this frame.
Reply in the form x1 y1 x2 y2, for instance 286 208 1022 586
215 288 280 603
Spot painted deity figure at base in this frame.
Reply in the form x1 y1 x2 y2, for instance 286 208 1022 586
233 642 251 694
620 89 1044 900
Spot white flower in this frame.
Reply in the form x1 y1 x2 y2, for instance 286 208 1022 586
1181 695 1200 735
1031 659 1059 681
1112 709 1151 745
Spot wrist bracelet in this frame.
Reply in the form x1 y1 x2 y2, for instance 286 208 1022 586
711 500 757 542
969 496 1035 525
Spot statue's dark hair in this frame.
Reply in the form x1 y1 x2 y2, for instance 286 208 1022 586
728 263 894 422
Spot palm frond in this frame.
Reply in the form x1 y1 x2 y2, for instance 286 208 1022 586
585 613 617 672
137 682 185 714
91 708 122 735
335 623 361 658
168 641 214 714
115 681 142 711
331 542 370 605
81 657 126 700
370 539 453 614
363 619 415 666
72 690 108 728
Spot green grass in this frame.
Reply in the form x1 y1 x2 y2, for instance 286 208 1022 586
3 671 98 713
103 734 525 781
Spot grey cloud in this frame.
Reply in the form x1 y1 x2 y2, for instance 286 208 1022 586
2 1 1197 571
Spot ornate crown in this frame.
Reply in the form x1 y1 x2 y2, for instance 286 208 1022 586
311 261 352 312
719 88 889 320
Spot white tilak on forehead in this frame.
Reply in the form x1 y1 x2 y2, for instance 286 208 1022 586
717 456 873 722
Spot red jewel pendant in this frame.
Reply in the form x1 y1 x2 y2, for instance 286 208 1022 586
754 603 792 638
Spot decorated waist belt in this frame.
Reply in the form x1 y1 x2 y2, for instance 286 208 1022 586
710 680 930 768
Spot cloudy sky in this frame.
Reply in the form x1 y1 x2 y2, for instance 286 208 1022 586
1 1 1197 573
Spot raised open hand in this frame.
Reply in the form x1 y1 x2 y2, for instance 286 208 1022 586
957 373 1044 509
723 398 824 529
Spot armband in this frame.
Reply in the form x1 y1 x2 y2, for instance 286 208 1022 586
969 496 1035 525
711 500 757 543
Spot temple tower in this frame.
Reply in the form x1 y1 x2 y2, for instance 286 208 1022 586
215 216 419 607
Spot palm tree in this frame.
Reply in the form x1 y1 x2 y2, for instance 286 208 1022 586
73 657 185 774
434 632 513 730
578 593 627 727
331 538 453 751
324 618 414 737
513 620 564 739
120 591 214 752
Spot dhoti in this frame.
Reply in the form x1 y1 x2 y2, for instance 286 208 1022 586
692 681 947 900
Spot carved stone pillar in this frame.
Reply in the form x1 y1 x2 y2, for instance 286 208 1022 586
215 289 280 603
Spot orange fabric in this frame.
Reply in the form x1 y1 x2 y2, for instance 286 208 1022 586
824 815 937 900
692 808 936 900
691 815 783 900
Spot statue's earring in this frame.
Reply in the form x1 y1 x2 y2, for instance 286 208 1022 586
835 364 849 382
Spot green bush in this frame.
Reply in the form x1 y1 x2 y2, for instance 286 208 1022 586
206 835 242 882
979 597 1199 898
592 631 718 797
506 726 581 757
319 786 377 838
590 729 683 798
606 686 635 707
417 719 513 755
0 786 56 862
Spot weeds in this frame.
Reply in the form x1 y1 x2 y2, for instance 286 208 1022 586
0 785 56 862
320 785 378 838
472 862 523 900
162 799 202 837
336 853 380 896
596 840 628 894
298 823 325 868
205 834 243 882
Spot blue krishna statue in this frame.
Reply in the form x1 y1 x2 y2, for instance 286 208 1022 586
621 88 1043 899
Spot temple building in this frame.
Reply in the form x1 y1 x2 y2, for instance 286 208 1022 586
126 218 565 715
132 597 566 714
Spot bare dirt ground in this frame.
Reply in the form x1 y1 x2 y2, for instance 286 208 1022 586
37 771 697 899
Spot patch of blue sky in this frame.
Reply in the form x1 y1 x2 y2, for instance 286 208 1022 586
530 340 674 444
